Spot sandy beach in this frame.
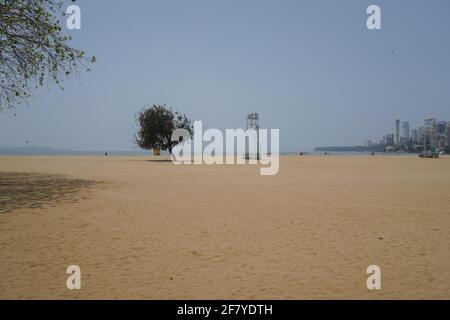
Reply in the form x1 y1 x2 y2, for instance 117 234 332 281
0 155 449 299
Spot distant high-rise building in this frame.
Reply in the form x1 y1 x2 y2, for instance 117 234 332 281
400 121 410 146
411 128 419 144
401 122 410 140
447 123 450 147
424 118 437 150
436 121 447 135
436 121 447 149
395 119 400 146
418 126 426 145
385 134 394 146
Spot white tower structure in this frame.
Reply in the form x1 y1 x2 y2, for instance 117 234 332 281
246 113 260 160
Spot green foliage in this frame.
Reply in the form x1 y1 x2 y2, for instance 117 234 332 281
135 105 193 154
0 0 95 110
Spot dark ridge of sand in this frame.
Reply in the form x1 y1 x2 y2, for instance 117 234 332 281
0 172 95 213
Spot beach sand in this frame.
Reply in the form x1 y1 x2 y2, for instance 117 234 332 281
0 155 449 299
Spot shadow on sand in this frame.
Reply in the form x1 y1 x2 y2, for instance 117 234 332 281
144 159 173 163
0 172 95 213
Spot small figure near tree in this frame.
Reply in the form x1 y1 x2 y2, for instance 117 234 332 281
135 104 193 155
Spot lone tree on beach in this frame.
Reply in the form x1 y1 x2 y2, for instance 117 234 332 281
0 0 95 111
135 104 193 154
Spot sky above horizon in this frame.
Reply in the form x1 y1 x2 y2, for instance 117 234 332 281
1 0 450 151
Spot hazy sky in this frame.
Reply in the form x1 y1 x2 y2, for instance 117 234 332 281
1 0 449 151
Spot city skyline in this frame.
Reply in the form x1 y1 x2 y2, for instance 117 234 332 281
315 116 450 154
377 117 450 151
